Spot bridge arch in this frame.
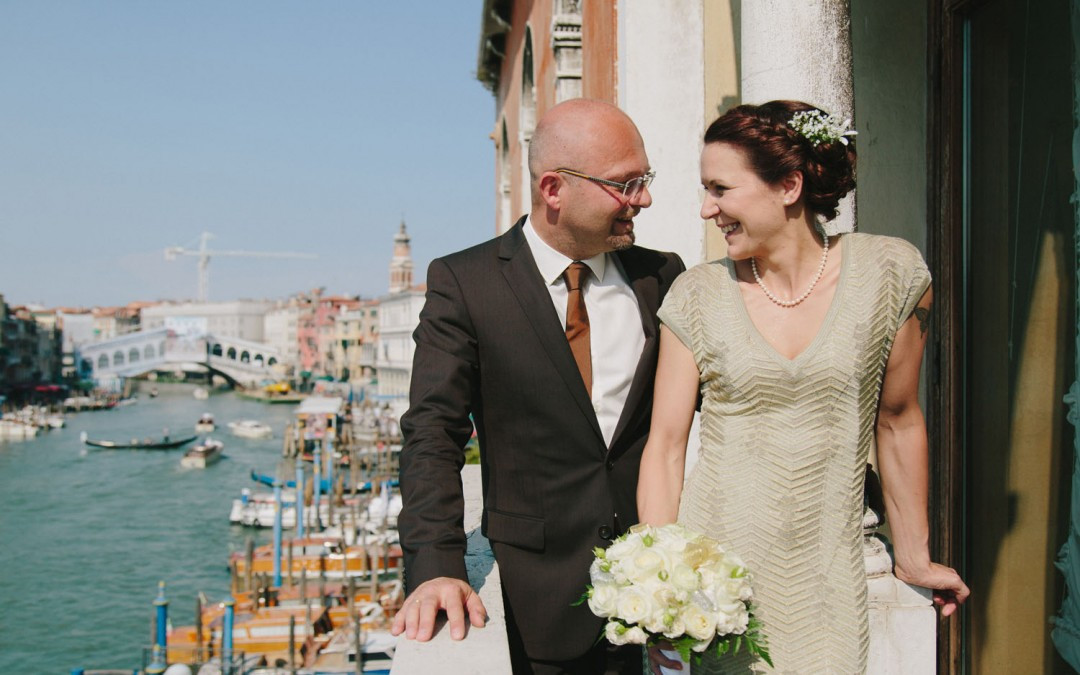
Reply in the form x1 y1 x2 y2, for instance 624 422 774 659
211 343 223 357
227 347 237 360
254 354 264 367
144 344 155 359
98 354 109 369
240 350 250 363
128 347 140 363
113 350 125 366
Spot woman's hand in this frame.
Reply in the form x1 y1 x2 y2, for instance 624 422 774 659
894 561 970 617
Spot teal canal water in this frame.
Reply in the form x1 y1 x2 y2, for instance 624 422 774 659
0 388 299 673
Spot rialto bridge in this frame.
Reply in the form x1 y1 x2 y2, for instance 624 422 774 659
79 328 282 388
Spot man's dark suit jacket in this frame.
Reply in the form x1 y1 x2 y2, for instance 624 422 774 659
398 217 685 661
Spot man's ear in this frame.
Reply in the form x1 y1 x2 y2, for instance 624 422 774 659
538 172 563 210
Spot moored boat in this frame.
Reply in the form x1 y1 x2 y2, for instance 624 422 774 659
0 419 39 440
230 538 403 580
181 438 224 468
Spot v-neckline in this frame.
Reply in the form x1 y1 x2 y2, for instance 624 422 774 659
723 235 851 367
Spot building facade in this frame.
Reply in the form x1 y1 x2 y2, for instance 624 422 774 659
476 1 1079 672
141 300 274 342
0 296 63 393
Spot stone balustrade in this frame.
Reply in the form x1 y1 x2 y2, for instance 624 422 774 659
392 465 936 673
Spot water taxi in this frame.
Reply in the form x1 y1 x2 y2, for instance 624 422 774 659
181 438 225 468
229 419 274 439
195 412 216 432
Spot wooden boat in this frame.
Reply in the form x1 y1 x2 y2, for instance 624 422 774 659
168 580 402 669
231 538 403 580
80 432 197 449
181 438 225 468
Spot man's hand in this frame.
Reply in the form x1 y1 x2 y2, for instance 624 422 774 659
646 642 683 674
390 577 488 641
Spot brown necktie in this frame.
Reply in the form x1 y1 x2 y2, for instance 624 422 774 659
563 262 592 397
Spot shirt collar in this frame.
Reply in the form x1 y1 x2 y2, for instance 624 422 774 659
523 215 608 286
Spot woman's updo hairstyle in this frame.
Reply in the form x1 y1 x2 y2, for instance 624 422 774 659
704 100 857 221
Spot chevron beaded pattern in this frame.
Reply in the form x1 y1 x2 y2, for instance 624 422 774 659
657 233 930 674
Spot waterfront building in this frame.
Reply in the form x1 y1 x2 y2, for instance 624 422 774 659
331 298 379 394
0 296 63 391
141 300 274 342
294 289 359 380
264 298 303 375
55 309 95 381
91 303 145 342
374 285 423 414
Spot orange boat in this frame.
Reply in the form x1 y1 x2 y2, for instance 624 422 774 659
231 538 403 580
166 581 403 667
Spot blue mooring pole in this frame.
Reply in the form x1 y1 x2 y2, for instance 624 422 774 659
296 454 306 539
154 580 168 648
273 479 283 587
223 596 235 673
313 441 322 530
146 581 169 673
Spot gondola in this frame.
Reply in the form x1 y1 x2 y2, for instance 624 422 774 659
80 432 197 450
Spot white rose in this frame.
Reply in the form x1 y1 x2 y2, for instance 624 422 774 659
716 603 750 635
662 615 687 640
588 584 619 617
682 603 719 641
615 587 655 625
605 621 629 645
589 558 615 585
623 625 649 645
671 563 700 592
629 548 665 583
606 533 644 561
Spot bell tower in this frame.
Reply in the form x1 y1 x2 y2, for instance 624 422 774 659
388 220 413 294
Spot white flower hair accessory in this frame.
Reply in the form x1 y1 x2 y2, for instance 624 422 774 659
788 110 858 147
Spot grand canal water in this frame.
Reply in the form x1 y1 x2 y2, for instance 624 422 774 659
0 387 300 673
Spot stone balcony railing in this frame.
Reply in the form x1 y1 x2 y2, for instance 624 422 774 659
391 465 935 674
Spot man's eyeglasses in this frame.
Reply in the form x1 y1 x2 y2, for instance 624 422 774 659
555 168 656 200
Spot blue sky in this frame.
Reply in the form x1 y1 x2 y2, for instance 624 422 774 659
0 2 495 307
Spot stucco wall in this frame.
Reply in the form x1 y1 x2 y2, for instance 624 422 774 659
850 1 928 251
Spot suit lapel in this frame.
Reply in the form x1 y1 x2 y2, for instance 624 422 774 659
499 219 605 444
607 250 661 454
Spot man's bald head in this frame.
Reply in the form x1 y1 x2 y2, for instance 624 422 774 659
527 99 644 192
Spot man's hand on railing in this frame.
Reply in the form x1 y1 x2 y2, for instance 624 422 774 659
390 577 488 641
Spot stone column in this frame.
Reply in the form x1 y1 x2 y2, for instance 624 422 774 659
864 499 936 673
742 0 856 235
551 0 583 102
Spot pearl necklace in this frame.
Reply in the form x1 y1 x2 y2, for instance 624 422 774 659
750 236 830 308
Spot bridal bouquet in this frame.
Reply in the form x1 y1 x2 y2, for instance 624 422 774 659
578 523 771 667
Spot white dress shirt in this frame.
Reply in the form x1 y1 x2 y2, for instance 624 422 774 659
523 217 646 447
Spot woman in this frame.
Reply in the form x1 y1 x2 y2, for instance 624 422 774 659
637 100 968 673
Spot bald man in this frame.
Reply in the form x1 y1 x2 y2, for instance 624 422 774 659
392 99 685 674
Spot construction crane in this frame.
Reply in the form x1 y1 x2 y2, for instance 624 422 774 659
165 231 317 302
